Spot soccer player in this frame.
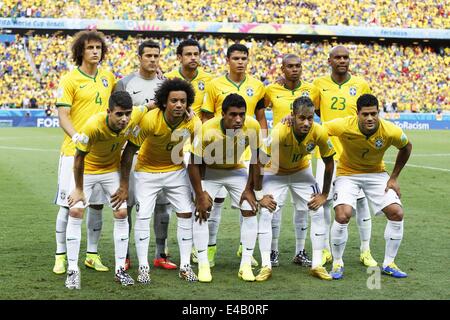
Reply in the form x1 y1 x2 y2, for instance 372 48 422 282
313 45 376 267
193 93 276 282
323 94 412 279
257 96 335 281
53 30 115 275
201 43 267 267
120 78 204 283
264 54 320 268
165 39 213 117
64 91 147 289
115 40 177 271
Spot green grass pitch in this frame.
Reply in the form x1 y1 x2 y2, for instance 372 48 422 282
0 128 449 300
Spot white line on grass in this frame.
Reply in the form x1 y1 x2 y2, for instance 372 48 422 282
0 145 59 152
385 153 450 157
384 161 450 172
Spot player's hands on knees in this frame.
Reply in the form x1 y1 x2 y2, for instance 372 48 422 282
280 114 293 127
259 194 277 212
240 188 257 212
111 186 128 211
385 177 401 198
68 188 85 208
195 191 213 224
308 193 327 211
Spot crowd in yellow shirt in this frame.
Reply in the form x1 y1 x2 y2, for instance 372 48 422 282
2 0 448 29
0 34 448 112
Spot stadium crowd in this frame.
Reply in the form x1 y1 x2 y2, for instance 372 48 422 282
1 0 448 29
0 34 448 112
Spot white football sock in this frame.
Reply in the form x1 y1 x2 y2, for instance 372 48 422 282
134 215 151 268
55 206 69 254
240 215 258 268
310 208 326 268
113 217 129 272
323 200 332 251
208 201 223 246
258 210 272 268
330 220 349 265
177 217 193 267
154 204 170 258
271 209 282 252
193 218 209 265
294 209 308 253
66 216 82 271
356 197 372 252
383 220 404 268
86 206 102 253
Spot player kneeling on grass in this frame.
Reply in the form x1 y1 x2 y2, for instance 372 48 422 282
65 91 148 289
120 78 212 284
191 93 277 282
323 94 412 280
257 96 335 281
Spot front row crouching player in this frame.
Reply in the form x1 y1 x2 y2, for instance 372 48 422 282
120 78 212 283
324 94 412 280
257 97 335 281
65 91 148 289
191 93 276 282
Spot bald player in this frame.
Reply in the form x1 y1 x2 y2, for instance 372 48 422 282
313 45 376 267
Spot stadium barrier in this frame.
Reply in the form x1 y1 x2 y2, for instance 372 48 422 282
0 18 448 39
1 109 449 130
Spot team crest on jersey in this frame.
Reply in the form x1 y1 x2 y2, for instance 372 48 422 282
246 87 254 97
60 190 66 201
374 137 384 149
198 81 205 91
349 87 357 96
301 91 310 97
101 77 109 88
306 141 316 152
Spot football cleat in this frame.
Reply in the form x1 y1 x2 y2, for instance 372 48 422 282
124 257 131 271
84 253 109 272
270 250 279 267
360 250 378 267
310 266 332 280
382 263 408 278
179 265 198 282
153 254 177 270
292 250 312 267
137 265 151 284
237 244 259 268
208 245 217 267
53 254 67 275
191 247 198 264
255 266 272 282
238 264 255 282
115 267 135 286
198 263 212 283
65 269 80 290
331 263 344 280
321 249 333 266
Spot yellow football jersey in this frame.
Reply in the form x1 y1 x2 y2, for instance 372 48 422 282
165 68 213 116
201 74 265 117
323 116 409 176
130 108 202 173
265 122 335 175
56 67 116 156
76 106 148 174
194 116 262 170
265 82 320 126
313 75 371 160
